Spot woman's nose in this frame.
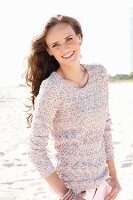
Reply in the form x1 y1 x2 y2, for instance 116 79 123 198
60 43 69 51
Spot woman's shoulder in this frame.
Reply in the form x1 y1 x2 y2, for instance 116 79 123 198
85 63 107 72
40 72 60 91
85 63 108 84
35 74 62 111
85 63 108 77
37 72 62 101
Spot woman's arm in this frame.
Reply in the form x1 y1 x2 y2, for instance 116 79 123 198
102 66 121 199
106 159 117 178
45 171 69 197
102 65 114 160
27 80 69 197
105 159 121 200
27 80 59 178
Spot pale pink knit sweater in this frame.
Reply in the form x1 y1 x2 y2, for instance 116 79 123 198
27 64 114 193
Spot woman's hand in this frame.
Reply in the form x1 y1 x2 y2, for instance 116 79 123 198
59 190 86 200
105 177 121 200
75 191 86 200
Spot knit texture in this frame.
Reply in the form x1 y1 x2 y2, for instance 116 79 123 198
27 64 114 193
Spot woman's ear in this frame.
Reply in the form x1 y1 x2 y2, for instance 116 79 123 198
77 34 82 45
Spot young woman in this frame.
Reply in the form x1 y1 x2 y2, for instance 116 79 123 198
25 15 121 200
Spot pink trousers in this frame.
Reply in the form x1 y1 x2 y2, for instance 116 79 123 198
80 181 112 200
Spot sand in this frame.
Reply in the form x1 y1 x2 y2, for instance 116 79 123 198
0 83 133 200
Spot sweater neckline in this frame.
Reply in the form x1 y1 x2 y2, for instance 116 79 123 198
52 64 91 91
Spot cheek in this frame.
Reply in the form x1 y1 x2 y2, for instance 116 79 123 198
72 40 80 50
49 49 60 57
51 51 62 61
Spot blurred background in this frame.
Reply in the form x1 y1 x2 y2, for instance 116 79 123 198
0 0 133 86
0 0 133 200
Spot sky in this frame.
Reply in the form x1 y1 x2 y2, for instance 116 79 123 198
0 0 132 86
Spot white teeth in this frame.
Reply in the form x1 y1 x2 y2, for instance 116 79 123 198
62 52 73 58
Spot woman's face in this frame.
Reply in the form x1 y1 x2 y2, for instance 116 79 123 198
45 23 82 66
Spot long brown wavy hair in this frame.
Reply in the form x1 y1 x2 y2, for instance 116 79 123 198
25 14 83 127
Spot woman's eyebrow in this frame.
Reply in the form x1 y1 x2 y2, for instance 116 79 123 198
50 34 73 47
50 41 59 47
65 34 73 39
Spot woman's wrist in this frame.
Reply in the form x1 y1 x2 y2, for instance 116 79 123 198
109 168 117 179
106 159 117 179
59 187 70 198
59 188 77 200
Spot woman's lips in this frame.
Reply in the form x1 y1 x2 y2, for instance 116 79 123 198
62 51 74 58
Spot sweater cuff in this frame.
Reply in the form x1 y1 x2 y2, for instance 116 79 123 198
106 151 114 160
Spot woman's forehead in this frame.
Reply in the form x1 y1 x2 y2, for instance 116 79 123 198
45 23 76 44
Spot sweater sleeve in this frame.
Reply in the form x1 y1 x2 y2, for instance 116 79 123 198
103 66 114 160
27 79 61 179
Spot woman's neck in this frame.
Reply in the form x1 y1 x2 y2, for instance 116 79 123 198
57 63 85 84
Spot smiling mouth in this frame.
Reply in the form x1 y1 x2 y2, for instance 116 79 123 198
62 51 74 58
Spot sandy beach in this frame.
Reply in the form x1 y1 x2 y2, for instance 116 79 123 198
0 82 133 200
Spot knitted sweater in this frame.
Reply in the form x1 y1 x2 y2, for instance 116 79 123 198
27 64 114 193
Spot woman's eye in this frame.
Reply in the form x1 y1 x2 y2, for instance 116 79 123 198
52 44 59 48
66 37 73 42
